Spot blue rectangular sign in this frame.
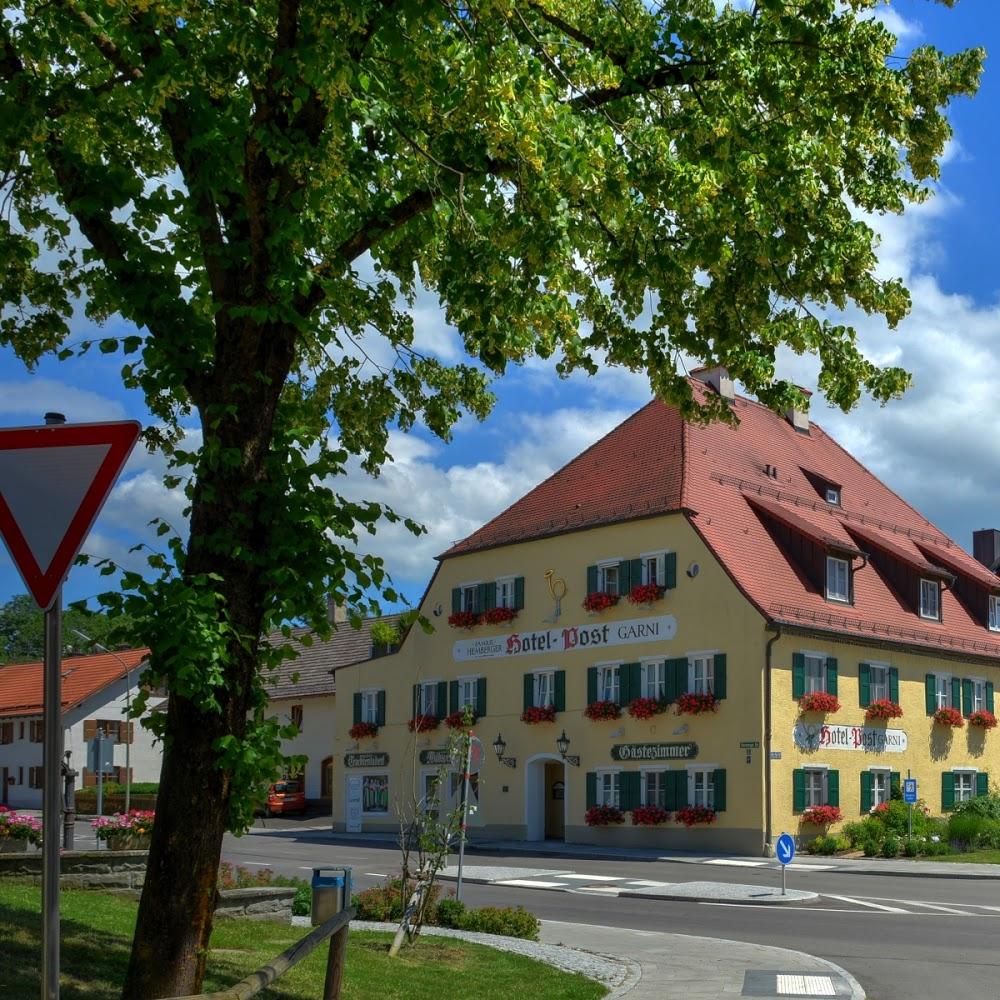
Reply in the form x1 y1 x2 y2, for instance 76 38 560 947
903 778 917 804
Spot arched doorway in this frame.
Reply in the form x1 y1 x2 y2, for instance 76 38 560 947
320 756 333 802
525 753 566 841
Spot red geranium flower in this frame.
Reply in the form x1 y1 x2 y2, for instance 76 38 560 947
675 805 716 827
631 805 670 826
865 699 903 721
582 592 619 613
675 692 718 715
480 606 518 625
627 696 668 720
802 805 842 825
520 704 557 724
408 713 439 732
348 721 378 740
933 706 964 728
627 583 665 606
799 691 841 714
585 805 625 826
969 710 998 730
584 699 622 721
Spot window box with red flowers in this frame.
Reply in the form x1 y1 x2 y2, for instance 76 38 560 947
675 805 716 827
675 692 718 716
626 583 665 606
582 592 619 613
444 709 479 730
584 700 622 721
584 805 625 826
447 610 478 630
408 714 439 733
631 805 670 826
627 696 668 720
933 706 963 728
348 721 379 741
864 699 903 722
801 805 842 826
480 606 518 626
520 704 556 725
969 710 998 730
799 692 841 714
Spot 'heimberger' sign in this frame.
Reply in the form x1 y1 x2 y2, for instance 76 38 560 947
611 742 698 762
793 722 907 753
452 614 678 662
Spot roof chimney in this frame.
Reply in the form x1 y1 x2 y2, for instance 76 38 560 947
973 530 1000 572
786 387 812 435
691 365 734 401
327 596 348 625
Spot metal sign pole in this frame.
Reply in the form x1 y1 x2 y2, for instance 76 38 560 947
42 591 62 1000
96 729 105 826
454 731 474 902
907 768 913 843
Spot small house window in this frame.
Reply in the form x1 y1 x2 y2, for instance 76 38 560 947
826 556 850 603
496 576 516 609
805 768 827 807
461 584 481 613
825 487 841 505
641 770 668 808
360 690 380 724
599 563 620 596
596 771 620 808
640 552 667 587
458 676 480 711
803 654 826 694
533 671 554 708
869 665 889 703
688 655 714 695
955 771 975 804
920 579 940 620
598 664 620 703
689 768 715 809
871 770 891 808
642 660 666 700
936 674 951 709
418 682 438 716
973 679 987 714
290 705 303 730
989 595 1000 632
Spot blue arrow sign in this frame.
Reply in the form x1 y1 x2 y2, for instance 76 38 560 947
776 832 796 866
903 778 917 804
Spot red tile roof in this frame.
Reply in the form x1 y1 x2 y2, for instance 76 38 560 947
0 648 148 718
443 378 1000 659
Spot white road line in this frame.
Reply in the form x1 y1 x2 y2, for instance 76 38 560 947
824 894 908 913
702 903 863 913
626 880 673 887
574 886 622 895
495 879 569 889
558 873 624 881
899 900 969 915
363 872 388 877
702 859 766 867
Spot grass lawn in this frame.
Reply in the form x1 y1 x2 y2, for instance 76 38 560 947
0 884 605 1000
926 849 1000 864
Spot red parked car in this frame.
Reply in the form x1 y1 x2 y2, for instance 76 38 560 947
265 780 307 816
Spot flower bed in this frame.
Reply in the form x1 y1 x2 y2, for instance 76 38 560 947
582 592 619 613
408 713 440 732
675 805 716 827
447 610 478 629
480 606 518 626
92 810 155 844
799 691 841 714
801 805 842 826
864 699 903 721
520 704 556 724
584 699 622 721
675 692 718 715
584 805 625 826
969 710 998 730
0 810 42 846
933 706 964 728
627 696 668 720
348 721 378 740
626 583 665 606
631 805 670 826
445 709 479 730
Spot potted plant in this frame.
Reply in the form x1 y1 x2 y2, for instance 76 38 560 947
444 708 478 730
584 804 625 826
349 721 378 740
582 592 619 613
626 582 665 606
675 692 718 715
408 713 440 732
584 699 622 721
969 710 998 730
92 810 155 851
447 610 478 629
627 696 668 720
801 805 843 826
480 606 518 626
631 805 670 826
933 706 963 727
799 691 841 714
865 699 903 722
675 805 716 827
0 810 42 853
520 704 556 724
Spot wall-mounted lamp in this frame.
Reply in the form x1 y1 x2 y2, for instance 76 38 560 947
492 732 517 768
556 730 580 767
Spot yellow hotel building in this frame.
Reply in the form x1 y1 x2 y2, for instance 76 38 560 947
332 368 1000 854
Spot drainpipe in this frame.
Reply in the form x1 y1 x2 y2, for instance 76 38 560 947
764 623 782 856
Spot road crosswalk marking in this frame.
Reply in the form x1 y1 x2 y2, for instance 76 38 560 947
825 894 908 913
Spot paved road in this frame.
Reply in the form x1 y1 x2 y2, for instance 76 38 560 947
216 829 1000 1000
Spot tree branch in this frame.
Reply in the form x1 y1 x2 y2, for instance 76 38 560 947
57 0 144 82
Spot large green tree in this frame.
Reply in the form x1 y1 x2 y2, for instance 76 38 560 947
0 1 981 995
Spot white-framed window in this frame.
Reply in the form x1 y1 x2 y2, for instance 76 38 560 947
973 679 987 714
871 769 891 809
460 582 481 613
360 690 380 724
418 681 438 716
598 663 620 703
805 767 828 807
869 664 889 703
803 653 826 694
640 551 668 587
688 767 715 809
955 771 976 804
533 670 555 708
596 770 621 808
990 595 1000 632
826 556 850 602
598 561 621 596
688 654 714 695
496 576 516 609
458 676 480 712
936 674 952 709
825 486 841 506
920 578 940 620
642 659 667 700
641 769 668 809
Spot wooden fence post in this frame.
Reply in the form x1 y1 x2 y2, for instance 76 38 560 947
323 923 349 1000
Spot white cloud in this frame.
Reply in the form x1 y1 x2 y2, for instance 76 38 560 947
0 379 126 423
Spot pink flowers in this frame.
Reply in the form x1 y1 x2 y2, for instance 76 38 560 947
91 810 155 841
933 706 964 728
675 692 718 715
675 805 716 827
407 714 439 733
582 592 619 613
969 710 998 730
584 700 622 721
0 810 43 845
520 704 556 724
802 805 842 825
630 805 670 826
584 805 625 826
627 583 665 606
627 696 668 720
349 721 378 740
865 699 903 721
799 691 841 714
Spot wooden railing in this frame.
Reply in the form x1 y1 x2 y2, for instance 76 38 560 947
168 906 355 1000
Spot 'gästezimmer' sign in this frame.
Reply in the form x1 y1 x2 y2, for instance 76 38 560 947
611 742 698 762
344 752 390 768
452 614 678 663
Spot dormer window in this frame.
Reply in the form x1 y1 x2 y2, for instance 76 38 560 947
825 487 841 506
920 579 941 620
990 596 1000 632
826 556 850 603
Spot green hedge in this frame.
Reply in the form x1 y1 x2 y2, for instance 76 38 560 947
74 794 157 815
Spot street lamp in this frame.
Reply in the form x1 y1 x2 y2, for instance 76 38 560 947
72 630 135 813
555 730 580 767
492 732 516 769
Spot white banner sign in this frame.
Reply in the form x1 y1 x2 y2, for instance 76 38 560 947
793 721 908 754
346 775 363 833
452 614 677 662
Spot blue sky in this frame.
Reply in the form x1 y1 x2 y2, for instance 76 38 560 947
1 1 999 618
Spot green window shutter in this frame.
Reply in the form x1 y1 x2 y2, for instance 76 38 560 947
625 663 641 706
675 658 689 697
477 678 487 717
925 674 936 715
826 658 838 697
859 663 871 707
713 769 726 812
353 692 362 725
376 691 386 727
664 658 687 701
586 565 598 593
891 772 901 797
412 684 420 718
554 670 566 712
436 681 448 718
629 558 642 593
860 772 873 813
476 582 490 612
451 588 461 614
620 560 633 592
449 680 460 714
514 576 525 611
793 769 806 813
667 771 686 810
977 772 989 798
988 682 995 715
484 582 497 611
621 771 641 811
523 674 534 712
963 678 974 718
792 653 805 700
889 668 899 705
827 770 840 808
586 772 597 809
587 667 598 706
713 654 727 700
942 772 956 812
664 552 677 590
951 677 962 710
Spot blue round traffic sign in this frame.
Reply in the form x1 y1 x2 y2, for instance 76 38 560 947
775 832 796 866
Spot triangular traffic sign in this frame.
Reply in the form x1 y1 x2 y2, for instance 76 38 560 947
0 421 141 609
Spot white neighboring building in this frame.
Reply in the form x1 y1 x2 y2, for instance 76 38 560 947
0 648 161 809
